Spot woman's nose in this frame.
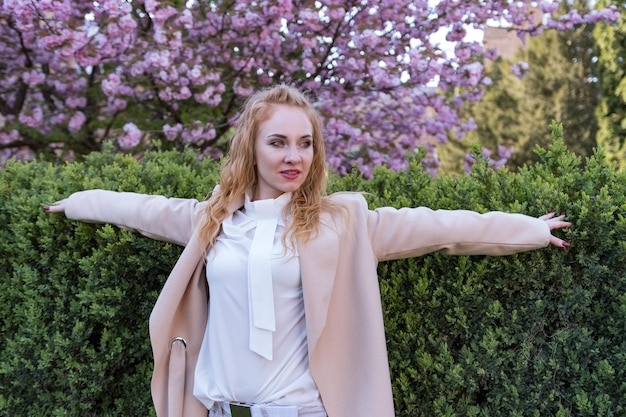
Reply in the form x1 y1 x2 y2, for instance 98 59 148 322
284 145 302 163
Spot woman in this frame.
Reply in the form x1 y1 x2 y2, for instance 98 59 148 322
45 85 571 417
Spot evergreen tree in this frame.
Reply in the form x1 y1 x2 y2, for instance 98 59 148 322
437 57 524 174
513 1 599 168
594 0 626 168
440 0 600 174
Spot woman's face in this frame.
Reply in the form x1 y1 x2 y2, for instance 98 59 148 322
253 104 314 201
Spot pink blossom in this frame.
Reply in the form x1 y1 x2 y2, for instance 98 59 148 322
484 49 499 61
129 61 147 77
100 0 130 17
163 123 183 141
463 62 483 87
201 146 223 160
455 45 471 61
153 27 168 45
65 97 87 109
302 58 316 74
107 98 127 112
189 65 203 81
18 106 43 128
22 71 46 86
146 50 171 69
0 129 20 144
175 86 192 100
178 9 194 29
181 123 205 144
0 0 618 174
298 8 319 24
154 6 178 26
68 112 86 132
511 61 529 79
144 0 159 14
446 23 466 42
50 114 67 125
195 86 222 105
158 88 173 102
233 84 254 97
539 1 559 14
327 7 346 21
118 14 138 31
102 74 122 96
299 37 317 50
118 122 141 149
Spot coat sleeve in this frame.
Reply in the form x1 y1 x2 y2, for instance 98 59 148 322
63 189 205 246
334 193 551 262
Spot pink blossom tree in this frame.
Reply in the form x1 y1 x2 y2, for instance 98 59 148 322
0 0 619 175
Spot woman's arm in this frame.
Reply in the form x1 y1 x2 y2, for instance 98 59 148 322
332 194 571 262
45 189 205 246
369 203 571 262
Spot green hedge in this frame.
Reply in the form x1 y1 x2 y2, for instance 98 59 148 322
1 129 625 416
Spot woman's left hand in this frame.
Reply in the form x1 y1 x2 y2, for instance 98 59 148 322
539 211 572 248
43 199 67 214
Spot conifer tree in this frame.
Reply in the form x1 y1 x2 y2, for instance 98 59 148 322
438 57 523 173
440 0 600 173
595 0 626 168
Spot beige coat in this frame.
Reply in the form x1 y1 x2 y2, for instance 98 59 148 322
64 190 551 417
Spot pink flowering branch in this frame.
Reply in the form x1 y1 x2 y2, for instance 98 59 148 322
0 0 619 173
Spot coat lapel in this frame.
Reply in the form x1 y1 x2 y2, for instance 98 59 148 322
298 211 339 355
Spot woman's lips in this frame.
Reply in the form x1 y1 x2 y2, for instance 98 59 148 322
280 169 301 179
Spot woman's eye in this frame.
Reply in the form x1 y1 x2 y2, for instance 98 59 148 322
300 140 312 148
270 140 284 147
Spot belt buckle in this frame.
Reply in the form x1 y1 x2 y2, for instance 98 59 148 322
230 403 253 417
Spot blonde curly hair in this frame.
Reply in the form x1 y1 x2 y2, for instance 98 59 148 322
198 85 342 254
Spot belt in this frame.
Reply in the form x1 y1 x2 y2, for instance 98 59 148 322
215 401 326 417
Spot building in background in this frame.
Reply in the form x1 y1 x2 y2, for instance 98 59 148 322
483 6 543 60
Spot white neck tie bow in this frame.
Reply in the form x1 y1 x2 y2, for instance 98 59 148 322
245 194 290 360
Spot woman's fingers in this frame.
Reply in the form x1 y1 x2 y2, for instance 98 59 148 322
539 212 572 229
539 212 572 247
550 236 571 248
43 199 67 213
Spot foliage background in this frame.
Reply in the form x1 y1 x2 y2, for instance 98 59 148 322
1 130 626 416
438 0 601 175
595 0 626 168
0 0 618 175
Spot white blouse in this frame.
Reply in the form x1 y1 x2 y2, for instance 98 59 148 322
193 193 322 408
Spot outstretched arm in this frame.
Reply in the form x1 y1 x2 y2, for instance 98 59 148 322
44 190 204 246
362 200 572 261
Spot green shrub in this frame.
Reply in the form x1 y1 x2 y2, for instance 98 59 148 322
0 150 218 416
1 128 625 416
